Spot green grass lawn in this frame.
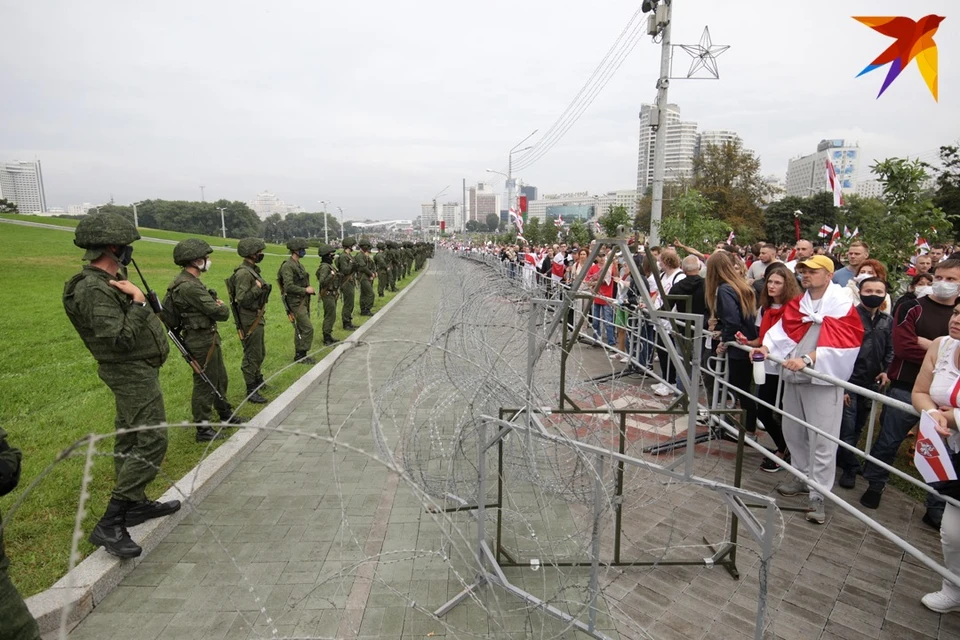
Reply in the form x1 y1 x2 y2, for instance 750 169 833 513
1 213 291 254
0 222 419 596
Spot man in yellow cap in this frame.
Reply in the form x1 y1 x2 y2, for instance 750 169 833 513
753 253 863 525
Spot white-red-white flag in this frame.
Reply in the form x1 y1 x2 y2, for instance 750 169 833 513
762 284 863 384
726 230 735 244
828 225 841 252
914 411 958 483
818 224 832 238
553 215 563 228
851 227 859 238
509 207 524 236
916 234 930 253
826 158 844 207
843 225 852 239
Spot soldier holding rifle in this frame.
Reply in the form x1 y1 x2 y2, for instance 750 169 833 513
227 237 270 404
62 212 181 558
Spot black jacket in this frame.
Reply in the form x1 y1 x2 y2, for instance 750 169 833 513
848 304 894 387
670 274 708 326
716 283 758 360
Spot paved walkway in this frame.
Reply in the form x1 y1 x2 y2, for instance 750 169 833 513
67 258 960 640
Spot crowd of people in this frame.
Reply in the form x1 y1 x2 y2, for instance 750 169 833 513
450 233 960 615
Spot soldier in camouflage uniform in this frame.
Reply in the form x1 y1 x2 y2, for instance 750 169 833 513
315 244 340 346
278 238 316 364
228 238 270 404
0 428 41 640
415 242 426 270
375 241 391 297
386 242 399 291
336 236 358 330
63 212 181 558
166 239 241 442
403 242 414 276
355 238 376 316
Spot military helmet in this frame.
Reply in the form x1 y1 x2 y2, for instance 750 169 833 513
286 237 308 252
74 212 140 250
173 238 213 265
358 238 372 249
342 236 356 248
237 237 266 257
317 244 335 256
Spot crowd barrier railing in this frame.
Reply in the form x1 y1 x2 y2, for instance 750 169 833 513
457 248 960 589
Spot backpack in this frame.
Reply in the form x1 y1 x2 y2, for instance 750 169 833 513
159 285 182 331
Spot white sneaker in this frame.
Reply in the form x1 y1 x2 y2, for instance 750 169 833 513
921 590 960 613
608 353 619 360
619 356 630 364
653 383 672 397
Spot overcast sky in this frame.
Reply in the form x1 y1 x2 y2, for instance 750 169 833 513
2 0 956 218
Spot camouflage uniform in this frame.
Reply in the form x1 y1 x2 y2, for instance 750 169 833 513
374 243 390 297
387 242 400 291
228 238 270 403
355 239 376 315
315 244 339 345
63 212 180 558
278 238 315 363
0 427 41 640
166 239 236 441
336 237 357 329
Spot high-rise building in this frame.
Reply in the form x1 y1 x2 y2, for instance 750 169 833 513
637 104 698 194
0 160 47 214
526 190 637 223
856 179 884 200
474 183 500 225
420 203 437 227
784 139 860 199
440 202 462 232
519 185 538 203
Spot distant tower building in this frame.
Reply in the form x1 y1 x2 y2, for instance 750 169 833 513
785 139 861 199
0 160 47 214
441 202 462 232
519 185 538 203
637 104 698 194
474 183 500 225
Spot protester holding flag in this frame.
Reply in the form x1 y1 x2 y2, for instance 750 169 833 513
910 304 960 614
753 255 864 524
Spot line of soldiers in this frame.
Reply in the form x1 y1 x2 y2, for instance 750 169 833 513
280 237 432 352
53 212 433 563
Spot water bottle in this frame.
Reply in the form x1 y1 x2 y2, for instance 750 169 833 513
752 352 767 386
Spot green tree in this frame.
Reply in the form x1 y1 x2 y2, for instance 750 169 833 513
0 198 18 213
485 213 501 232
524 217 542 245
599 205 631 237
763 196 809 245
692 140 773 240
865 158 950 275
465 220 482 232
567 219 591 247
933 144 960 238
656 189 730 251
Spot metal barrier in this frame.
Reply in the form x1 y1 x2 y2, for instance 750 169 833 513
457 247 960 590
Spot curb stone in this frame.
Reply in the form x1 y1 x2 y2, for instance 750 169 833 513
25 267 429 638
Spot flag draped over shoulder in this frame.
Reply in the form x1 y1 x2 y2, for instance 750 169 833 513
762 284 863 384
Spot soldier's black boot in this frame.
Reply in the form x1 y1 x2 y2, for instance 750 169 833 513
196 426 229 442
343 323 358 330
125 498 182 527
295 350 317 365
245 385 268 404
255 375 269 391
220 411 248 423
89 499 142 558
323 334 338 346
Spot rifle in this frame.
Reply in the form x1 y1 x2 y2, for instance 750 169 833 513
225 278 245 341
131 259 225 401
279 288 302 341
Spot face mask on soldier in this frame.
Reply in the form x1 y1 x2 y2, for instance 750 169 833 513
198 258 211 272
114 245 134 266
255 253 265 263
298 249 306 258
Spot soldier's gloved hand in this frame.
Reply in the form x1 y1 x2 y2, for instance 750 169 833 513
263 283 272 294
0 445 22 497
208 288 218 299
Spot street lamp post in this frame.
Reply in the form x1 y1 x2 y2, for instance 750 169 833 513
200 185 206 202
131 201 143 228
506 129 538 212
319 200 329 244
216 207 227 239
430 186 449 239
337 206 344 241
